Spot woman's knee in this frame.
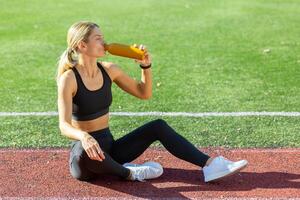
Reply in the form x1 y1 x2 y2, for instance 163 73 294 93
150 118 169 129
69 156 95 181
142 119 172 140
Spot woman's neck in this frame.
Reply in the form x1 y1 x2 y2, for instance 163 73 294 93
77 56 99 78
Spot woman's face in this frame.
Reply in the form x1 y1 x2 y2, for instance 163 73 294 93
82 27 106 58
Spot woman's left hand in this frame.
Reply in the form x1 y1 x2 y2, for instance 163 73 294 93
133 44 152 67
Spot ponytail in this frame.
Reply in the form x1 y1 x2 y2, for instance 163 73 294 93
56 47 77 83
56 21 99 83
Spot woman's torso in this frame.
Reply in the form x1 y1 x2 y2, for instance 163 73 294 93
71 62 113 133
72 113 109 133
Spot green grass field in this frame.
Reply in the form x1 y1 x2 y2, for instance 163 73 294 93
0 0 299 148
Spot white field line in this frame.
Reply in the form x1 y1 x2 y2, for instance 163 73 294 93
0 111 300 117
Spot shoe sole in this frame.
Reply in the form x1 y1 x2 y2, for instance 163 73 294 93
205 160 248 183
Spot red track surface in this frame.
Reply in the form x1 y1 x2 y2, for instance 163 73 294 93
0 147 299 199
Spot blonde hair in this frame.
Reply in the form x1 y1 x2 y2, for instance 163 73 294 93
56 21 99 82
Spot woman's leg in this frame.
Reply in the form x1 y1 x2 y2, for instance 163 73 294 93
69 141 96 181
69 131 130 181
110 119 210 168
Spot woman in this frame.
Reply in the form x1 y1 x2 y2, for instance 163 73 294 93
57 21 248 183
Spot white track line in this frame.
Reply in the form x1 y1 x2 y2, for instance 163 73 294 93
0 111 300 117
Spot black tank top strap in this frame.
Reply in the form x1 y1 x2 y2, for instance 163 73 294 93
71 67 82 87
97 62 112 83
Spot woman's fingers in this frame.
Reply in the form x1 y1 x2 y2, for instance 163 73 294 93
92 148 103 161
132 44 151 65
85 148 93 159
82 134 105 162
95 144 105 160
89 148 102 161
86 146 102 161
133 44 147 51
139 44 147 51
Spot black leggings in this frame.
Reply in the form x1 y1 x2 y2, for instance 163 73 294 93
69 119 210 181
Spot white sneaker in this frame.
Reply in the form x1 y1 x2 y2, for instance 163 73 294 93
203 156 248 182
123 161 164 182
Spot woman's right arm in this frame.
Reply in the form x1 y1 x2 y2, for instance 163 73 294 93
57 70 105 161
57 70 88 141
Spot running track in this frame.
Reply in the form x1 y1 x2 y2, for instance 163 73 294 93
0 148 299 199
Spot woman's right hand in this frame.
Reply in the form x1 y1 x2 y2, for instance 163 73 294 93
81 133 105 161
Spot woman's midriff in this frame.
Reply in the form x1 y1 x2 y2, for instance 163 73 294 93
72 113 109 133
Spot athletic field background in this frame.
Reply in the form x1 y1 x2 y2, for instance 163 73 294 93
0 0 299 148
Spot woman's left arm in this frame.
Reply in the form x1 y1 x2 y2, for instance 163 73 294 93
107 44 152 99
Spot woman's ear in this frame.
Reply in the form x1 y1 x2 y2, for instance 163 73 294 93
77 41 87 53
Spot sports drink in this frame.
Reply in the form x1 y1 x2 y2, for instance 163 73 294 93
104 43 146 60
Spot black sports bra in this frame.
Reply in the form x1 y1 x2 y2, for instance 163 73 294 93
72 62 112 121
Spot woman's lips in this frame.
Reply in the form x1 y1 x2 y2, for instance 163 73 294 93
103 43 108 51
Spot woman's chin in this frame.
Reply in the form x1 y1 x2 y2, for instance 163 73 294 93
100 50 107 56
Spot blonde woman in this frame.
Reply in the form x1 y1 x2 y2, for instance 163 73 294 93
57 21 248 183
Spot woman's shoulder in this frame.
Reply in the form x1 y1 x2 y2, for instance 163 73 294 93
60 69 76 82
58 69 77 90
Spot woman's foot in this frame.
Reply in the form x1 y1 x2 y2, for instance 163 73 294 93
203 156 248 182
123 161 164 182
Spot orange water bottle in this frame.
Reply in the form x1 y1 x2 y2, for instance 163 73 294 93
104 43 146 60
